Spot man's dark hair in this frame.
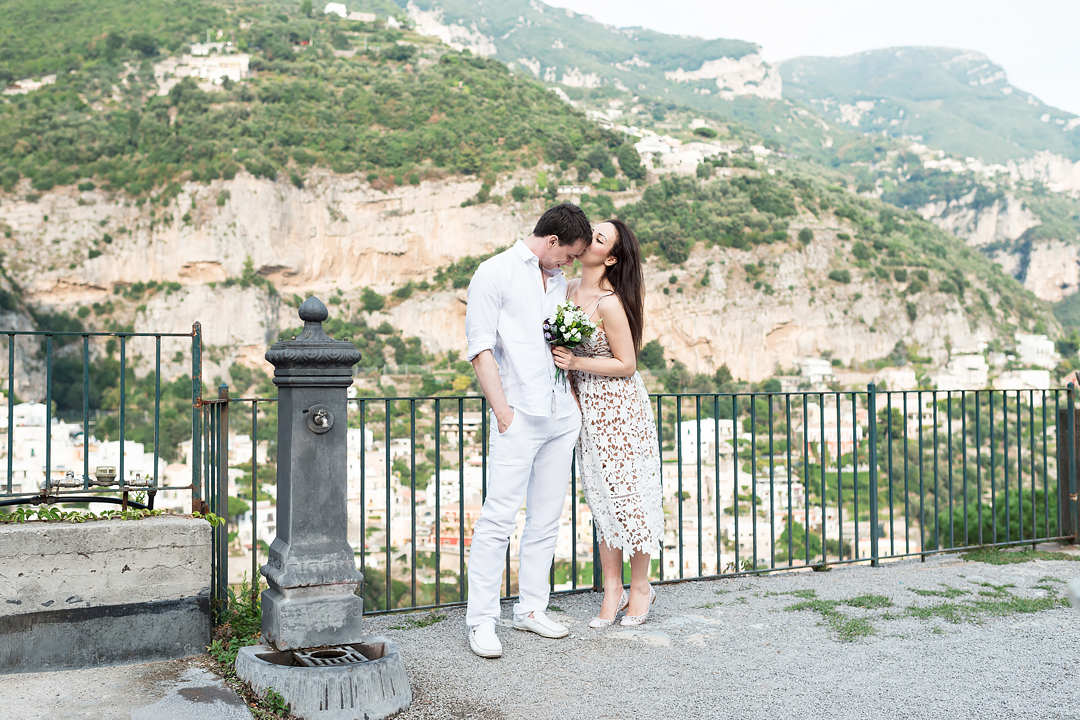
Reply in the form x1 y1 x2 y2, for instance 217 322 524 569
533 203 590 246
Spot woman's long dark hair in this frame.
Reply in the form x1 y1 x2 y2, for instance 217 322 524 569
602 219 645 353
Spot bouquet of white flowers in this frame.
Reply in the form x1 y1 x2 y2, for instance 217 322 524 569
543 301 597 388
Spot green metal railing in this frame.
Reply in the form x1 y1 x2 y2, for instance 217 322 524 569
1 325 205 510
208 384 1078 617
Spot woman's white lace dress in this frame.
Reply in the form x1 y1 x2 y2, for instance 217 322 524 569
570 314 664 556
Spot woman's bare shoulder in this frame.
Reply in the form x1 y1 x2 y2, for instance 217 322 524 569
597 292 627 320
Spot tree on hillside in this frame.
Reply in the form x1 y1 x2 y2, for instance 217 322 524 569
638 340 666 372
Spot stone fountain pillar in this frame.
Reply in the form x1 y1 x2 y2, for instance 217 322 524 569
236 297 410 720
260 296 365 650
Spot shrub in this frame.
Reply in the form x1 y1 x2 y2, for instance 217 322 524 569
381 44 417 62
658 235 690 264
638 340 665 371
828 269 851 284
693 126 718 138
0 167 18 192
905 302 917 322
615 143 645 180
893 268 907 282
361 287 385 312
798 228 813 244
127 32 159 57
852 242 871 261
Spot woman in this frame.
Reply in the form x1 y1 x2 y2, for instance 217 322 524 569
552 219 664 627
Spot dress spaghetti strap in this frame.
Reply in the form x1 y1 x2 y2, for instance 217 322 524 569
585 291 615 320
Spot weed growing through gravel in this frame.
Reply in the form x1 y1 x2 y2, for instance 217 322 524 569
1037 576 1065 585
784 579 1067 641
962 548 1080 564
909 585 969 598
389 612 447 630
905 602 972 624
763 589 818 599
783 598 876 642
846 594 893 609
973 582 1015 598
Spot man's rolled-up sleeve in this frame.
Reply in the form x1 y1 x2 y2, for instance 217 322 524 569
465 263 499 362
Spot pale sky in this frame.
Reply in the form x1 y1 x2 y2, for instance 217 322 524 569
545 0 1080 116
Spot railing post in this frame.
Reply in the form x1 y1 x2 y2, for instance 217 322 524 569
216 384 230 611
867 384 879 567
1061 384 1079 543
251 400 259 609
191 322 203 513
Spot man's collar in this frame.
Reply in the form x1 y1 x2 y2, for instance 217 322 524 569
515 238 564 279
513 239 538 264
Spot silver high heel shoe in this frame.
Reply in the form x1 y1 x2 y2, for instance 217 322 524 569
588 589 630 628
619 586 656 627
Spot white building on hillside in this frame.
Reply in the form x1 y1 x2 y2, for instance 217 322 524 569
1016 333 1057 369
679 418 739 462
933 354 988 390
797 358 835 388
324 3 348 18
995 369 1052 394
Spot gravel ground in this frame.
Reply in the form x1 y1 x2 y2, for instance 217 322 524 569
364 545 1080 720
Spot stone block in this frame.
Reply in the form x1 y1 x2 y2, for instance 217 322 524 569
0 516 211 672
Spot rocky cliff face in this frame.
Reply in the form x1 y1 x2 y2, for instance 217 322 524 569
0 170 1045 387
663 54 782 101
917 192 1079 303
1 171 524 304
1008 152 1080 195
918 193 1038 248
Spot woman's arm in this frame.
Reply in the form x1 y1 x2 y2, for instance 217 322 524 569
552 295 637 378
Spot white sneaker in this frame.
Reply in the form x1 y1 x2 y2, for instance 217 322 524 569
512 610 569 639
468 622 502 658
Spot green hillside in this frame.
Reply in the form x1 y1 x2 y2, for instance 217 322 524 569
398 0 757 75
781 47 1080 163
395 0 857 162
0 0 631 196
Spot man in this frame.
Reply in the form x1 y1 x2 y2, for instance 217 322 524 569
463 203 590 658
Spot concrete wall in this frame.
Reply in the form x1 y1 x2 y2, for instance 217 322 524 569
0 516 211 673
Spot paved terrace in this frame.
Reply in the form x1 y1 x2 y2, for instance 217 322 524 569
5 545 1078 720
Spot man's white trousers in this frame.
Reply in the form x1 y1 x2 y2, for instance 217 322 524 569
465 408 581 626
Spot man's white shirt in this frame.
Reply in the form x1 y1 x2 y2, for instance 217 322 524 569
465 240 577 418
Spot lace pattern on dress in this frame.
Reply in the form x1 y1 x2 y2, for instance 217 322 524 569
571 328 664 556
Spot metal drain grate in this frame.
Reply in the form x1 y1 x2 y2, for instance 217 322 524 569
293 645 371 668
